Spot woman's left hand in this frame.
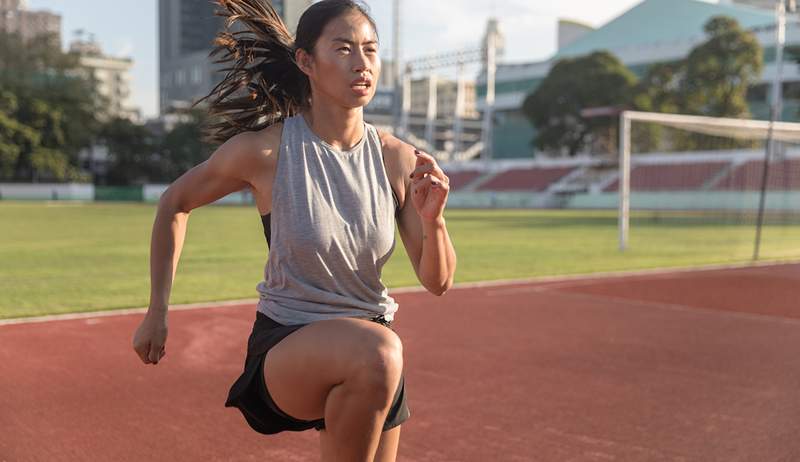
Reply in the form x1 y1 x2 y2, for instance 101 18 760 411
409 149 450 223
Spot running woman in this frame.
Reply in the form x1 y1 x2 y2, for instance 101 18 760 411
132 1 456 461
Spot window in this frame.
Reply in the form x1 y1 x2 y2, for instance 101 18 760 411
191 65 202 84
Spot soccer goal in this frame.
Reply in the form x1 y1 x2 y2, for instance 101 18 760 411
617 110 800 260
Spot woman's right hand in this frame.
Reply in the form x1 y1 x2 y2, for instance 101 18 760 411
132 311 168 365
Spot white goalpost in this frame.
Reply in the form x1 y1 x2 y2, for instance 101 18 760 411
617 110 800 257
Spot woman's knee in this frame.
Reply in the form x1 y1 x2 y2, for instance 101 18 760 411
346 328 404 402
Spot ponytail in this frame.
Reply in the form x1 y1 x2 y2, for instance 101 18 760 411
199 0 309 145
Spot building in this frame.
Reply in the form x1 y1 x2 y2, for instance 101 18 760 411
70 37 139 121
159 0 312 114
477 0 799 159
722 0 777 10
409 77 478 119
557 19 594 50
0 0 61 44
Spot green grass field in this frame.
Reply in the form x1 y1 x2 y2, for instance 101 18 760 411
2 201 799 319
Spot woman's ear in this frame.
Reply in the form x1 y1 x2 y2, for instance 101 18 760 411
295 48 314 77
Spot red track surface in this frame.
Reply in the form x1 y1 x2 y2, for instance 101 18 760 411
2 263 799 461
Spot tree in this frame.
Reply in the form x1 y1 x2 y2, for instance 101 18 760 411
99 117 158 185
630 61 685 152
633 61 683 115
0 89 86 182
682 16 762 118
156 109 214 182
0 111 29 180
96 108 214 185
0 31 104 181
673 16 763 150
523 16 763 155
522 51 637 156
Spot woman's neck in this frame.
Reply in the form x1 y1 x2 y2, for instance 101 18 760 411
302 103 365 151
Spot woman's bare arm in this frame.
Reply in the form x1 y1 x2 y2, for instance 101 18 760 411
380 133 457 296
133 127 279 365
149 133 261 312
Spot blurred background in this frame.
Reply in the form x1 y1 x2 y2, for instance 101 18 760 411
2 0 799 318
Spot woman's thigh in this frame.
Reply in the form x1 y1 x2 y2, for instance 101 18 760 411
263 317 403 422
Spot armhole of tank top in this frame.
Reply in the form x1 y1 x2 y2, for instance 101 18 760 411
371 124 401 218
261 118 290 249
274 117 293 204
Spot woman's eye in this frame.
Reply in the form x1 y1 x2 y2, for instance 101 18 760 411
338 47 351 53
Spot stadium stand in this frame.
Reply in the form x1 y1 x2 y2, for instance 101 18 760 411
476 166 575 192
443 170 483 191
603 161 729 192
713 159 800 190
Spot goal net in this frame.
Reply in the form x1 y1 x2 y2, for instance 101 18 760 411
616 110 800 261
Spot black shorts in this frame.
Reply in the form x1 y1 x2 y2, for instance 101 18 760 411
225 311 410 435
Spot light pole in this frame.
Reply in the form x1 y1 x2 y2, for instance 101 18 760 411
480 28 496 162
754 0 796 260
392 0 402 135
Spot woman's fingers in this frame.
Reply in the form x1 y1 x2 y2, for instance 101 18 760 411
412 174 449 196
135 341 151 364
133 313 168 366
410 149 449 185
148 343 165 365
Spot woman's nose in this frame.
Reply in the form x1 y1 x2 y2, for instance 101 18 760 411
352 53 369 73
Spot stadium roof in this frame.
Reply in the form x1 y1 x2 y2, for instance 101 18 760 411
555 0 778 59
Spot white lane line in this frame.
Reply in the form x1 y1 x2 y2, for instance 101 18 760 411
0 299 257 326
1 259 797 327
547 289 800 327
484 260 800 296
448 259 799 292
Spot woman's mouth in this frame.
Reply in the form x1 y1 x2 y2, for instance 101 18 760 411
351 79 372 96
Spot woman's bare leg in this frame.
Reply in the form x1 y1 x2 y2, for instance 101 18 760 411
264 317 403 462
373 426 401 462
319 425 401 462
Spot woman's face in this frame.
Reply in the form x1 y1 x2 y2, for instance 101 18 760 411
299 11 381 109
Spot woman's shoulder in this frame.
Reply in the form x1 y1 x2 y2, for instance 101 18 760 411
208 123 284 187
376 129 416 175
247 122 284 158
375 129 417 211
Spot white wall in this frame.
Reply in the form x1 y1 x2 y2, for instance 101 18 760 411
143 184 254 205
0 183 93 200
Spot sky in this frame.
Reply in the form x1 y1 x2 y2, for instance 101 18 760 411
25 0 653 119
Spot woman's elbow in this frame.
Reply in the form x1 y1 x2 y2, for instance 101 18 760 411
419 257 456 296
425 277 454 297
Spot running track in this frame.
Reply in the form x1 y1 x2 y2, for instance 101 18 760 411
2 263 799 461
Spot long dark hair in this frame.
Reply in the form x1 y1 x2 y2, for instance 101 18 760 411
199 0 378 144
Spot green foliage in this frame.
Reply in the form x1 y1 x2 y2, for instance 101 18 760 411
524 16 764 155
0 89 85 182
95 109 214 185
0 32 104 181
0 112 27 178
30 147 88 182
633 16 763 152
682 16 762 118
99 117 158 185
522 51 637 156
156 109 215 182
0 31 217 185
632 61 683 115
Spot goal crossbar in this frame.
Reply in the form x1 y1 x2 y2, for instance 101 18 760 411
623 110 800 143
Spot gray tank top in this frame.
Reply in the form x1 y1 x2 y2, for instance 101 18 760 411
255 114 400 325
